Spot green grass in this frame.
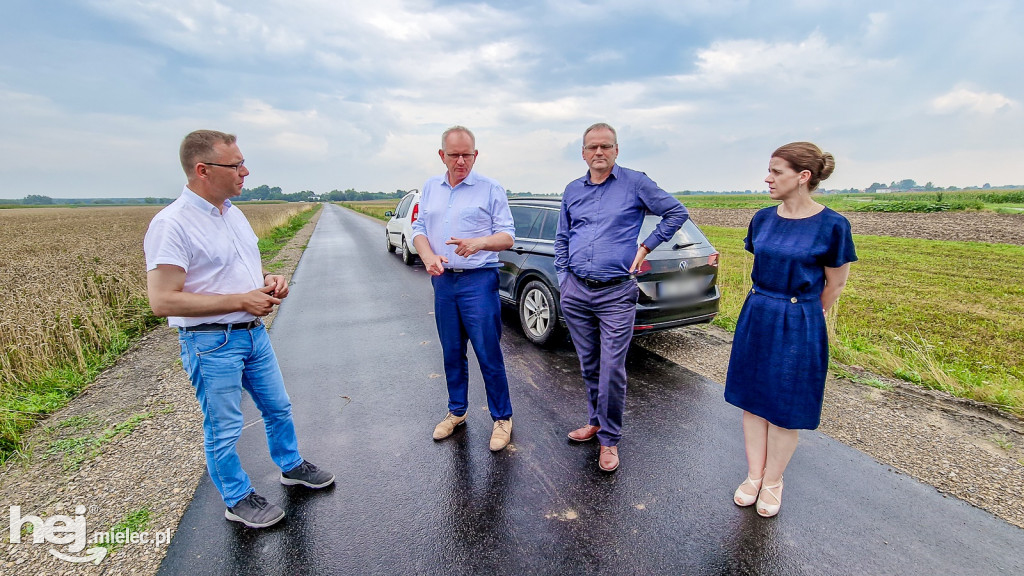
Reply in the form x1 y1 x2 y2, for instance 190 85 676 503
0 326 155 462
45 412 153 470
257 205 321 261
96 508 151 554
991 434 1014 451
702 225 1024 413
336 200 397 220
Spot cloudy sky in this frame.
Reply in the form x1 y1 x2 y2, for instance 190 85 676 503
1 0 1020 199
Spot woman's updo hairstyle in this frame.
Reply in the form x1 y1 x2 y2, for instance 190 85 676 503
771 142 835 192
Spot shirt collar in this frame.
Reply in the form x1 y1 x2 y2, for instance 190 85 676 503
445 170 478 189
181 185 231 216
583 163 620 186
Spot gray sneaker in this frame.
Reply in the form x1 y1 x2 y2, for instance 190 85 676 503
225 492 285 528
281 460 335 489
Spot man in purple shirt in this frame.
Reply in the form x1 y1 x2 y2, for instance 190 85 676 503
555 123 689 472
411 126 517 452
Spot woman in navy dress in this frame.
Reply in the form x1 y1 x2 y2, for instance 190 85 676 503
724 142 857 517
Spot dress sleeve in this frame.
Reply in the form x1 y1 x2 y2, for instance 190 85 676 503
823 214 858 267
743 213 757 254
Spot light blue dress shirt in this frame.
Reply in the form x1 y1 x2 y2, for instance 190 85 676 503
411 171 516 269
555 164 689 284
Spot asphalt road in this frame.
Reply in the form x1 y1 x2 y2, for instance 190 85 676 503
158 203 1024 576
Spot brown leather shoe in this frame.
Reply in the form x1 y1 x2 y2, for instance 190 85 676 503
599 445 619 472
432 412 467 440
567 424 600 442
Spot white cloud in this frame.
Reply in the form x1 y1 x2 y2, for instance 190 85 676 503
930 86 1013 115
686 32 873 88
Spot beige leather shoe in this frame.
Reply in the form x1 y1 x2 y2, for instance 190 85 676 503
489 419 513 451
432 412 468 440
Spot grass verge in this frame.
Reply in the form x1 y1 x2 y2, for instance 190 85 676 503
97 507 151 555
702 225 1024 414
45 412 153 470
336 200 396 220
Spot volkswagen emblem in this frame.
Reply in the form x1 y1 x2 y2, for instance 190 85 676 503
678 261 689 271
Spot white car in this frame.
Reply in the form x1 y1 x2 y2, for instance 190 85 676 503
384 190 421 265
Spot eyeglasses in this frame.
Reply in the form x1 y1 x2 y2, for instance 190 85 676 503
202 160 246 172
583 144 615 152
444 153 476 161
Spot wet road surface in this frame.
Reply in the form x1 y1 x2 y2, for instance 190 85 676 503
158 204 1024 575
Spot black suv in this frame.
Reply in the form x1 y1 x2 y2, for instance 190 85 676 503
498 197 720 346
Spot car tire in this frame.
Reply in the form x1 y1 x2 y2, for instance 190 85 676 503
518 280 560 346
386 231 396 253
401 236 416 266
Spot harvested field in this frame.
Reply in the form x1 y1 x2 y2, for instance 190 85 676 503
686 208 1024 245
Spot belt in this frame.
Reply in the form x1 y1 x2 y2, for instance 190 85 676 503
749 286 817 304
180 319 262 332
445 267 487 273
574 273 633 289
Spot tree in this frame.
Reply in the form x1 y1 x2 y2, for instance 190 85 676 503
23 195 54 204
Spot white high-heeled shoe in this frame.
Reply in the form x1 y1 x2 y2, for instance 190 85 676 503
733 475 763 507
756 478 784 518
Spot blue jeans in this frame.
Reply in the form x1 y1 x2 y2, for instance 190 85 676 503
430 268 513 421
179 325 303 507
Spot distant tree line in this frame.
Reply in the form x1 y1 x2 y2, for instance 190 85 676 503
5 195 175 205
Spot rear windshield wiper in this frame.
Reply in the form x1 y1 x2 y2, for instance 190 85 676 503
672 241 699 250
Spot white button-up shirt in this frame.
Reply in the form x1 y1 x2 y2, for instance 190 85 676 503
144 186 263 328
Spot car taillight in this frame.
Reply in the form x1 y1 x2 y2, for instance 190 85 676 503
708 252 719 267
410 203 419 224
636 260 652 275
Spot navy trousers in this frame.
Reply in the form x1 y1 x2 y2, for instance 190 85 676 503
560 274 638 446
430 268 513 421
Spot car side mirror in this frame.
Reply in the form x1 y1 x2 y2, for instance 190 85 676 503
384 211 394 217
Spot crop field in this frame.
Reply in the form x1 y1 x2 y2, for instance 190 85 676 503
0 202 313 456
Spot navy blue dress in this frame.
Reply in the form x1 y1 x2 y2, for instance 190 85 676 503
724 206 857 429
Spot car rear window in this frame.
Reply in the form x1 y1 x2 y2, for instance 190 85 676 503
639 217 707 250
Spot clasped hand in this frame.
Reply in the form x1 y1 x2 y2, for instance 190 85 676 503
241 275 288 316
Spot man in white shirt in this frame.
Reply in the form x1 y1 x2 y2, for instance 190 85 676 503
411 126 516 451
144 130 333 529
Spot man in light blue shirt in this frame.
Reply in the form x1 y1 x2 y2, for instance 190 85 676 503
411 126 517 451
556 122 688 472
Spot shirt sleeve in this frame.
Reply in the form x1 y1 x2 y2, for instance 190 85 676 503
489 184 516 241
143 217 190 272
554 194 570 285
636 173 689 250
